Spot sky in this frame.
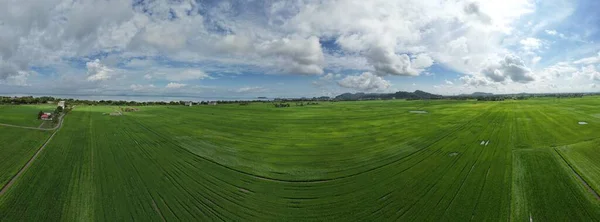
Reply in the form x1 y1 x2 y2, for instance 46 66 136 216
1 0 600 98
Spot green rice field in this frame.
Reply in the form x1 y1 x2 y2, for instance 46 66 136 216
0 105 58 127
1 97 600 220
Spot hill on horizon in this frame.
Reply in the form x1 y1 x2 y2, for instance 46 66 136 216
335 90 443 100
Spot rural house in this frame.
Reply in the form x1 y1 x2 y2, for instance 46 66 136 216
58 101 66 109
185 101 193 106
41 113 52 120
209 101 218 106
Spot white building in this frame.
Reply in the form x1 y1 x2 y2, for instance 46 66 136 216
58 101 66 109
185 101 193 106
209 101 217 106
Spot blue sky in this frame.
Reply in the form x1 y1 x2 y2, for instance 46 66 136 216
2 0 600 98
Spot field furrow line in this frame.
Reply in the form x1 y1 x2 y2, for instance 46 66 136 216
393 147 465 220
151 198 166 222
469 167 491 221
553 148 600 201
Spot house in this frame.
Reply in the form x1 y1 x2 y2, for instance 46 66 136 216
58 101 66 109
41 113 52 121
209 101 218 106
185 101 193 106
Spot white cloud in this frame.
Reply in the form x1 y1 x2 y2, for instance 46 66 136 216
574 65 600 81
337 72 391 91
165 82 186 89
319 73 341 81
3 0 593 96
365 47 434 76
460 75 493 87
538 62 577 79
445 80 454 85
573 53 600 65
288 0 534 76
130 84 156 91
481 55 535 83
86 59 114 81
520 38 542 51
413 54 435 69
313 73 343 87
545 29 558 35
256 36 325 75
1 71 31 86
167 69 210 82
126 59 155 68
235 86 267 93
146 69 210 82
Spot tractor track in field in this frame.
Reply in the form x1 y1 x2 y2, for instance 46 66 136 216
132 108 489 184
151 198 166 222
553 148 600 201
439 111 506 219
0 114 66 196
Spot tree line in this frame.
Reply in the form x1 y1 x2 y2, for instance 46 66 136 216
0 96 274 106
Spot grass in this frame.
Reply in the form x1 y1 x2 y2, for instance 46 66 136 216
0 98 600 220
0 127 52 189
557 140 600 198
0 105 57 127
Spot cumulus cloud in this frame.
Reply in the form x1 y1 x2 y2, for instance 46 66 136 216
365 47 434 76
481 55 535 83
257 36 325 75
574 65 600 81
165 82 186 89
0 0 557 95
337 72 391 91
86 59 114 81
460 75 493 87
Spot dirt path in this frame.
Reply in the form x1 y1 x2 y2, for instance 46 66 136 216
0 114 66 196
0 115 63 131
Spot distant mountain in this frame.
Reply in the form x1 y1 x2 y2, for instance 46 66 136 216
413 90 443 99
335 90 443 101
459 92 494 97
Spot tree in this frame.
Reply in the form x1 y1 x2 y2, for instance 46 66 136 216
56 106 63 113
38 111 44 119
